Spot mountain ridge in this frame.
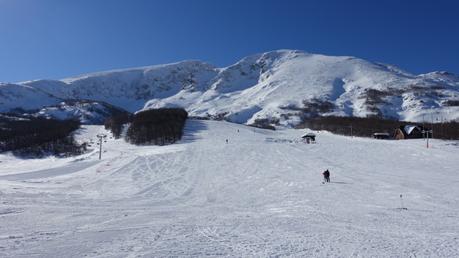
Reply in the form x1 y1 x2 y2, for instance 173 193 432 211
1 50 458 125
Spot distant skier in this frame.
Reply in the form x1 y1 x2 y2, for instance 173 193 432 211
323 169 330 183
226 139 228 144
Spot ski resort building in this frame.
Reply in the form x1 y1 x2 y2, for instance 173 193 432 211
394 125 432 139
302 133 316 143
394 128 405 140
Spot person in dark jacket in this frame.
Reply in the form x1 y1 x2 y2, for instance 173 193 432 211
323 169 330 183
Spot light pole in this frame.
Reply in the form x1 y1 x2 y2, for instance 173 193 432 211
96 134 107 160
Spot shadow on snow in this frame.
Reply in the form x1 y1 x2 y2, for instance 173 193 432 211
180 119 208 143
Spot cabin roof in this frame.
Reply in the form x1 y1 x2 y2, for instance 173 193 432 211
404 125 418 135
373 132 390 136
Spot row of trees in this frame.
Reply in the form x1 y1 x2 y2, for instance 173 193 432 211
297 116 400 137
125 108 188 145
104 113 133 139
0 114 86 157
427 121 459 140
249 118 277 130
297 116 459 140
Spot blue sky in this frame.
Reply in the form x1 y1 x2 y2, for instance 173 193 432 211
0 0 458 82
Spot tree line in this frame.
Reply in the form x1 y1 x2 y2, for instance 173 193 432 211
0 114 86 157
104 113 133 139
297 116 459 140
123 108 188 145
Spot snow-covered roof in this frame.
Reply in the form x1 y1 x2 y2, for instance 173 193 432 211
373 132 390 136
404 125 419 135
302 133 316 138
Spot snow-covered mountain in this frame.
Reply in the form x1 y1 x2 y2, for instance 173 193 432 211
2 50 458 125
0 83 129 124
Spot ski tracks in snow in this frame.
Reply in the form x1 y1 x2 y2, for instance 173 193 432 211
1 121 458 257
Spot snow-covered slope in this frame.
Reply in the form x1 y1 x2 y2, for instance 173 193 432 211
2 50 459 125
0 120 458 256
23 60 218 113
0 83 61 112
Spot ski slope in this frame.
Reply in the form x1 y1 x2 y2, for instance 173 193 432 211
0 120 458 257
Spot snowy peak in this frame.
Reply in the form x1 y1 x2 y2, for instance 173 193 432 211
1 50 459 125
418 71 459 86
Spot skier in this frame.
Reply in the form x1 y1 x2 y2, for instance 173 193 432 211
226 139 228 144
322 169 330 183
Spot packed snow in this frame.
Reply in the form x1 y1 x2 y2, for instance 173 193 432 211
0 120 458 257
